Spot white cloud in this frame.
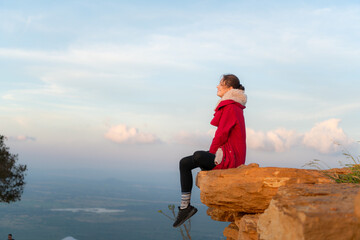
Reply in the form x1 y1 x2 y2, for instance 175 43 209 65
248 119 354 154
0 42 200 70
105 124 160 144
312 8 332 15
247 128 301 152
172 119 354 154
2 94 15 100
9 135 36 142
0 11 44 33
173 129 215 148
1 5 359 73
1 5 360 109
303 119 353 153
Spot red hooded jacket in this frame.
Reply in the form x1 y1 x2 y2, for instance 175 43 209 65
209 89 247 170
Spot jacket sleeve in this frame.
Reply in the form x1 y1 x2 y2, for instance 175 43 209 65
209 105 237 154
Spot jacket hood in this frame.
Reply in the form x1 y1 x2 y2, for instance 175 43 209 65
215 89 247 110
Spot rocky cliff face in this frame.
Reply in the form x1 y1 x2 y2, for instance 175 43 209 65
196 163 360 240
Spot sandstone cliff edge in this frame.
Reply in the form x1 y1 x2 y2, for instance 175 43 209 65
196 163 360 240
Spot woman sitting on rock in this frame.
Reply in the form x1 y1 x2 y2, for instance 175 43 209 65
173 74 247 227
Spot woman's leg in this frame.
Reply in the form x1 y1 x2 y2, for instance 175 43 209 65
174 151 215 227
179 155 195 210
193 151 216 170
179 151 215 194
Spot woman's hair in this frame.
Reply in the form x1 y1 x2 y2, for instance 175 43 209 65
221 74 245 91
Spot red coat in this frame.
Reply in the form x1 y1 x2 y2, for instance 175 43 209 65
209 98 246 170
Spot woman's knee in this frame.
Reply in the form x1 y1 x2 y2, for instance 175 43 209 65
193 151 202 160
179 156 192 170
193 151 205 164
193 151 215 170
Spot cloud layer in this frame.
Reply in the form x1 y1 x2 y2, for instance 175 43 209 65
8 135 36 142
105 124 159 144
173 129 215 148
246 128 301 152
302 119 353 153
247 119 354 153
174 119 354 154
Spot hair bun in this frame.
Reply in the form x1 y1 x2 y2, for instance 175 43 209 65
222 74 245 91
239 84 245 91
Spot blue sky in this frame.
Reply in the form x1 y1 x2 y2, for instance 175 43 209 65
1 0 360 176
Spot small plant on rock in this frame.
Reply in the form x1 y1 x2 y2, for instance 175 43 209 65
304 142 360 183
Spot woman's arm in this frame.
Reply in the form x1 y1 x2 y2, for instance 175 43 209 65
209 105 237 154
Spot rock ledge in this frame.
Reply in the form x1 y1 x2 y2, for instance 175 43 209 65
196 163 360 240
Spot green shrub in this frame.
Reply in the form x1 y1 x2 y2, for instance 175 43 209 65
304 144 360 184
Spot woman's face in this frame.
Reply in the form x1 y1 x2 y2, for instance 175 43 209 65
217 79 233 98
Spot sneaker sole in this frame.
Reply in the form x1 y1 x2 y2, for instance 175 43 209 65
173 208 198 228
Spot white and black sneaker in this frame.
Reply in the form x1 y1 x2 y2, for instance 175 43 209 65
173 205 198 228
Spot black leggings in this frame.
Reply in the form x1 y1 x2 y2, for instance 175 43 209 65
179 151 216 193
